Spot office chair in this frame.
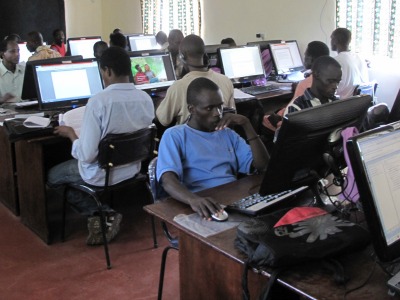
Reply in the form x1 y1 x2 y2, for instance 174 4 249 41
61 124 158 269
353 82 378 103
365 103 389 130
146 157 179 300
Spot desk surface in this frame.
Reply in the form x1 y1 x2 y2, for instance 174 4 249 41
144 175 399 300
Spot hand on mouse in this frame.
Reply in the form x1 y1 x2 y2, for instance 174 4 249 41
187 195 224 221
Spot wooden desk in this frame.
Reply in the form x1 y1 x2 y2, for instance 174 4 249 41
144 175 399 300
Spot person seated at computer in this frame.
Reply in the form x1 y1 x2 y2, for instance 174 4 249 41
0 39 25 103
109 32 127 49
167 29 184 79
93 41 108 60
133 64 149 85
144 64 158 83
157 77 269 219
27 31 61 61
155 31 169 50
3 33 22 43
220 37 236 47
156 34 235 127
47 46 154 245
287 55 342 113
331 27 369 99
50 29 66 57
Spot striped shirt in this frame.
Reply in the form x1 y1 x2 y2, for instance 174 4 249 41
287 88 335 114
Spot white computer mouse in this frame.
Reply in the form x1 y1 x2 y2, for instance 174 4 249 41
211 210 229 222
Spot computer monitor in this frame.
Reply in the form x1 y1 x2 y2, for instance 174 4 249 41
32 58 104 110
218 45 265 84
127 35 159 51
246 40 282 52
388 89 400 123
258 95 372 196
204 44 229 67
347 122 400 262
269 40 304 80
18 42 33 63
67 36 102 59
128 50 176 95
21 55 84 101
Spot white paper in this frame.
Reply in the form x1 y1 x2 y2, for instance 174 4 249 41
233 88 256 100
23 116 50 128
60 106 86 137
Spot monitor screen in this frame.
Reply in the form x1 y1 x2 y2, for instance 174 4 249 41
128 35 159 51
218 45 265 83
269 40 304 78
246 40 282 52
18 42 33 63
32 58 103 110
347 122 400 262
128 51 176 95
67 36 102 59
259 95 372 196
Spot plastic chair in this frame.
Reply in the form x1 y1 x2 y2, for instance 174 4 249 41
364 103 390 130
146 157 179 300
62 124 158 269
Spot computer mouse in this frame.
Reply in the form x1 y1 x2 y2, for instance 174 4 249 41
211 210 229 222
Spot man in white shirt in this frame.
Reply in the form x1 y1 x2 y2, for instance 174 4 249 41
331 28 369 99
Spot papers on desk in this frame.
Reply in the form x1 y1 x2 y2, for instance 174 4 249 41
23 116 50 128
58 106 85 137
234 88 256 101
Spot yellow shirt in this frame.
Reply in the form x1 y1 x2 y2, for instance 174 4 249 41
28 45 61 62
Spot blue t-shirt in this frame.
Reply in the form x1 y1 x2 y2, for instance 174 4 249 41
156 124 253 192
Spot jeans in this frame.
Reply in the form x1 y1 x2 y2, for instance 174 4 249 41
47 159 112 216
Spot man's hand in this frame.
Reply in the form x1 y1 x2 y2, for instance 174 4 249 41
53 125 78 142
215 113 250 131
187 195 223 220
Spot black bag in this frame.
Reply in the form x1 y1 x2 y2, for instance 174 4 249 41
235 207 370 300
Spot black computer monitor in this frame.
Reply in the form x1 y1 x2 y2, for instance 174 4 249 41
269 40 304 80
258 95 372 196
347 122 400 262
127 34 159 51
128 50 176 96
32 58 104 110
67 36 102 59
21 55 84 101
218 45 265 84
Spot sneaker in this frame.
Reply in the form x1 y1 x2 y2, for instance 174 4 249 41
86 213 123 246
105 213 123 243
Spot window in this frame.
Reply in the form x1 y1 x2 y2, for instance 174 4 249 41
141 0 201 36
336 0 400 59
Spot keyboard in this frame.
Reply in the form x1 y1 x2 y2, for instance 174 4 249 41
240 85 280 96
227 186 308 215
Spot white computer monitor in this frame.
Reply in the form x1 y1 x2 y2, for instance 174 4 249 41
18 42 33 63
269 40 304 80
128 35 160 51
67 36 102 59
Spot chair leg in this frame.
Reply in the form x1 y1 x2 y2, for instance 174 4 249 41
97 204 112 269
151 215 158 248
61 187 68 242
158 245 179 300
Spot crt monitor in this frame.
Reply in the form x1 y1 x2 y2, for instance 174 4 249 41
269 40 304 80
32 58 104 110
347 122 400 262
67 36 102 59
128 50 176 95
258 95 372 196
218 45 265 84
127 35 159 51
21 55 83 100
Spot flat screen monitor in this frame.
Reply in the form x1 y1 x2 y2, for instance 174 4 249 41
246 40 282 52
18 42 33 63
204 44 229 67
32 58 104 110
347 122 400 262
128 50 176 95
67 36 102 59
269 40 304 80
259 95 372 196
128 35 159 51
218 45 265 84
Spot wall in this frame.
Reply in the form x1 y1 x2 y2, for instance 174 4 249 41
65 0 103 38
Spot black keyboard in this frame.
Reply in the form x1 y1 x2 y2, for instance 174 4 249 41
240 85 280 95
227 186 308 215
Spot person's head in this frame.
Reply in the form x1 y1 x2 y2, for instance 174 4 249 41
113 28 122 34
168 29 184 54
221 38 236 47
179 34 206 71
93 41 108 60
311 55 342 101
331 28 351 52
26 31 44 52
134 64 143 72
0 40 20 68
109 32 127 49
303 41 330 69
187 77 223 132
4 33 21 43
99 46 131 87
144 64 150 71
155 31 168 46
52 29 65 45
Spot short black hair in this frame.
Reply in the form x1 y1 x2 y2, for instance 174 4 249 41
0 39 15 53
187 77 220 105
221 37 236 46
306 41 330 59
109 32 127 49
312 55 341 74
332 28 351 46
100 46 131 77
180 34 205 59
4 33 21 42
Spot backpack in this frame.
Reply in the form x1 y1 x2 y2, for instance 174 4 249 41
235 207 370 300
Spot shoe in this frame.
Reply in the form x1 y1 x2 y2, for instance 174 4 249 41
105 212 123 243
86 212 123 246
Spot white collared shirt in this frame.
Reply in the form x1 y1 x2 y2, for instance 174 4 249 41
0 61 25 102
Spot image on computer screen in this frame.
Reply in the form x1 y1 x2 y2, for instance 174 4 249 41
33 59 103 110
218 45 265 83
128 35 159 51
67 36 102 59
269 40 304 80
129 52 176 93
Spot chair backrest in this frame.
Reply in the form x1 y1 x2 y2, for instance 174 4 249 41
147 156 168 202
353 82 378 102
365 103 390 130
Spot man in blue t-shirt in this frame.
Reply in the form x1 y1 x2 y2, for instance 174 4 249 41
157 77 269 220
